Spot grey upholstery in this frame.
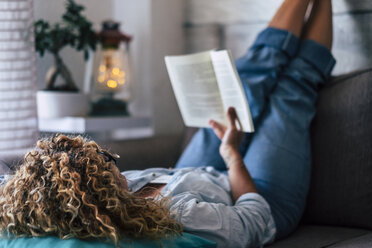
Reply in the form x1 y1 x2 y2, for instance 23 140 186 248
0 160 11 175
267 225 370 248
304 68 372 229
328 233 372 248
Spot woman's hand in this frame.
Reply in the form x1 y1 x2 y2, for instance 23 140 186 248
209 107 244 164
210 107 257 199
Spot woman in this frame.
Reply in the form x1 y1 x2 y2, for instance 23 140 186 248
0 0 335 247
176 0 335 242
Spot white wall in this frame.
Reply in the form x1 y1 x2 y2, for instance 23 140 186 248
34 0 185 135
185 0 372 76
149 0 185 135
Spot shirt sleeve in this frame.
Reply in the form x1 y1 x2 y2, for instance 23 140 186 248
170 192 276 248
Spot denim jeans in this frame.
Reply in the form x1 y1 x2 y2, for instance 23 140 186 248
175 27 336 239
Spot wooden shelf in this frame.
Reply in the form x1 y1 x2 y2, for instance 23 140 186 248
38 116 153 140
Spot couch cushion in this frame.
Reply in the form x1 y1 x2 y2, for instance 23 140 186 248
267 225 371 248
303 68 372 229
328 233 372 248
0 160 11 175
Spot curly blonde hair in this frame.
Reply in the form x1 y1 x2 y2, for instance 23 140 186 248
0 135 182 245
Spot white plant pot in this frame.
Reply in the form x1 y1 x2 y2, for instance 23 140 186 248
37 91 89 118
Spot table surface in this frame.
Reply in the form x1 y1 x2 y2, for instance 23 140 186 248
38 116 153 140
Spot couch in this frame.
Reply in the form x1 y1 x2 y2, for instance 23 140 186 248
265 68 372 247
179 68 372 247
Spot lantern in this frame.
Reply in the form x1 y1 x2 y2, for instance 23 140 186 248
90 20 132 116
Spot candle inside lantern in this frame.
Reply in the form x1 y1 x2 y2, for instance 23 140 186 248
95 49 128 92
89 20 132 116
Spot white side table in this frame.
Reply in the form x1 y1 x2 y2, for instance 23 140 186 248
38 116 153 141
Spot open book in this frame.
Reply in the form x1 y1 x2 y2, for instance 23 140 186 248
165 50 254 133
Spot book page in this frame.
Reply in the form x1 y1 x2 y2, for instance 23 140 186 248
211 50 254 133
165 51 227 128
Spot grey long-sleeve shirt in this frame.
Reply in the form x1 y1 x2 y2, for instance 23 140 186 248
123 166 276 248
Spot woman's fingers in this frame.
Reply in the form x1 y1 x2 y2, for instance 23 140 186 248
227 107 239 130
209 119 226 140
210 107 242 139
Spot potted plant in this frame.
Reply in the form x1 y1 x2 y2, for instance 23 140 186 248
35 0 97 118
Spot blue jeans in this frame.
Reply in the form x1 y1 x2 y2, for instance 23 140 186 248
175 28 336 239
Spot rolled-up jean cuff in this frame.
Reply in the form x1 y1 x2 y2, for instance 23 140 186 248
253 27 300 57
297 39 336 79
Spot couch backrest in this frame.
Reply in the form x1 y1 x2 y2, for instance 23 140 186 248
180 69 372 230
303 68 372 229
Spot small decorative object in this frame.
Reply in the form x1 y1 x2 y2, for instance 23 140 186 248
90 20 132 116
34 0 97 118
